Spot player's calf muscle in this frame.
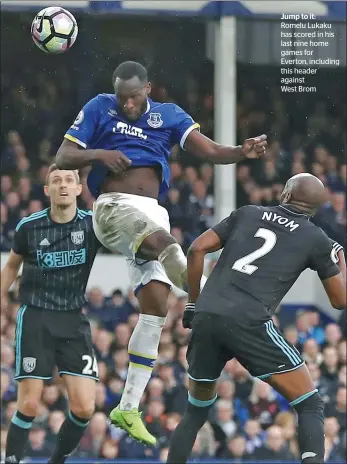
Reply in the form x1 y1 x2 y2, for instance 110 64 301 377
137 281 170 317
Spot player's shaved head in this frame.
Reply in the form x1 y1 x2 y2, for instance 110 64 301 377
280 173 326 215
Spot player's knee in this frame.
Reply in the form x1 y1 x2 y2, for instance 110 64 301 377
138 229 176 261
292 391 324 418
20 398 40 417
158 243 187 290
70 403 95 420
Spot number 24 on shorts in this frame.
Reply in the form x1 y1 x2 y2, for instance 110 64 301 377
82 355 99 376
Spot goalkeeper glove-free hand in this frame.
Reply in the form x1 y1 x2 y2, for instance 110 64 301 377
183 303 195 329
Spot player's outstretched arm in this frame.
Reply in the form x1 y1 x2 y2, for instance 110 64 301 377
321 274 346 310
184 130 267 164
56 139 132 173
187 229 223 303
56 139 100 169
1 250 23 300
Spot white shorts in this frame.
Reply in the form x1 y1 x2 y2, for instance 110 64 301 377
93 192 172 293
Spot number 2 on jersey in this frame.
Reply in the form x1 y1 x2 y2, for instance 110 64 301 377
232 228 277 275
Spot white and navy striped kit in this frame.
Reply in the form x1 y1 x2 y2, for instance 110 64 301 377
13 208 100 311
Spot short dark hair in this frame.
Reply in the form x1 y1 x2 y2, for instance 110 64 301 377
46 164 80 185
112 61 148 84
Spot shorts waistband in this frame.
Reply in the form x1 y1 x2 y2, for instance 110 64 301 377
97 192 159 205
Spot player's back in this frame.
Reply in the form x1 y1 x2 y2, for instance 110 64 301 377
197 204 338 321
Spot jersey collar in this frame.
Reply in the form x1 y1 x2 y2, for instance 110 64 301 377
143 99 151 115
113 98 150 117
47 207 79 224
277 205 310 219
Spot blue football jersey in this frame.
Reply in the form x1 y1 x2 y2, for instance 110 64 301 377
64 94 200 198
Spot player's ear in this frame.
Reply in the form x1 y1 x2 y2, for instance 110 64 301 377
146 82 151 96
76 183 82 196
280 190 291 204
43 185 50 197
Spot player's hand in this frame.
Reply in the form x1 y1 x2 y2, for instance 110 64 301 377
182 302 195 329
96 149 132 173
241 134 267 159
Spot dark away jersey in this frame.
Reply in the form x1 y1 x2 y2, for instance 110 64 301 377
64 94 200 198
196 205 341 320
12 208 100 311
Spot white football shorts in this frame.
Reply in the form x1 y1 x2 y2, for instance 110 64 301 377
93 192 172 293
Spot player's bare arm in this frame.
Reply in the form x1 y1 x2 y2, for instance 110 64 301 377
187 229 223 303
56 139 132 173
185 130 267 164
336 247 346 283
1 250 23 300
321 273 346 309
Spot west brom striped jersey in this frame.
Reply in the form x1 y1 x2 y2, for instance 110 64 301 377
12 208 100 311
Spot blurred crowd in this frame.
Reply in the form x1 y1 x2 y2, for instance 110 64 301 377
1 284 346 461
1 63 346 252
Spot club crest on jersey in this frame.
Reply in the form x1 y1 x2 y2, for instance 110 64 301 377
23 357 36 373
71 231 84 245
147 113 163 128
74 110 84 125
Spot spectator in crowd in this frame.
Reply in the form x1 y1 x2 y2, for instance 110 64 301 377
274 412 299 458
211 399 238 454
220 434 247 461
320 346 339 386
325 386 347 432
324 417 345 462
324 323 343 349
302 338 323 365
248 381 280 430
307 362 331 404
24 426 53 458
243 419 264 455
249 425 296 461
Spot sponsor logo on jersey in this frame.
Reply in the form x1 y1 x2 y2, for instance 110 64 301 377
147 112 163 128
113 121 147 140
23 357 36 373
37 249 86 268
71 230 85 245
39 238 50 246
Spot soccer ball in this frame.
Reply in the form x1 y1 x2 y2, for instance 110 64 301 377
31 7 78 54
